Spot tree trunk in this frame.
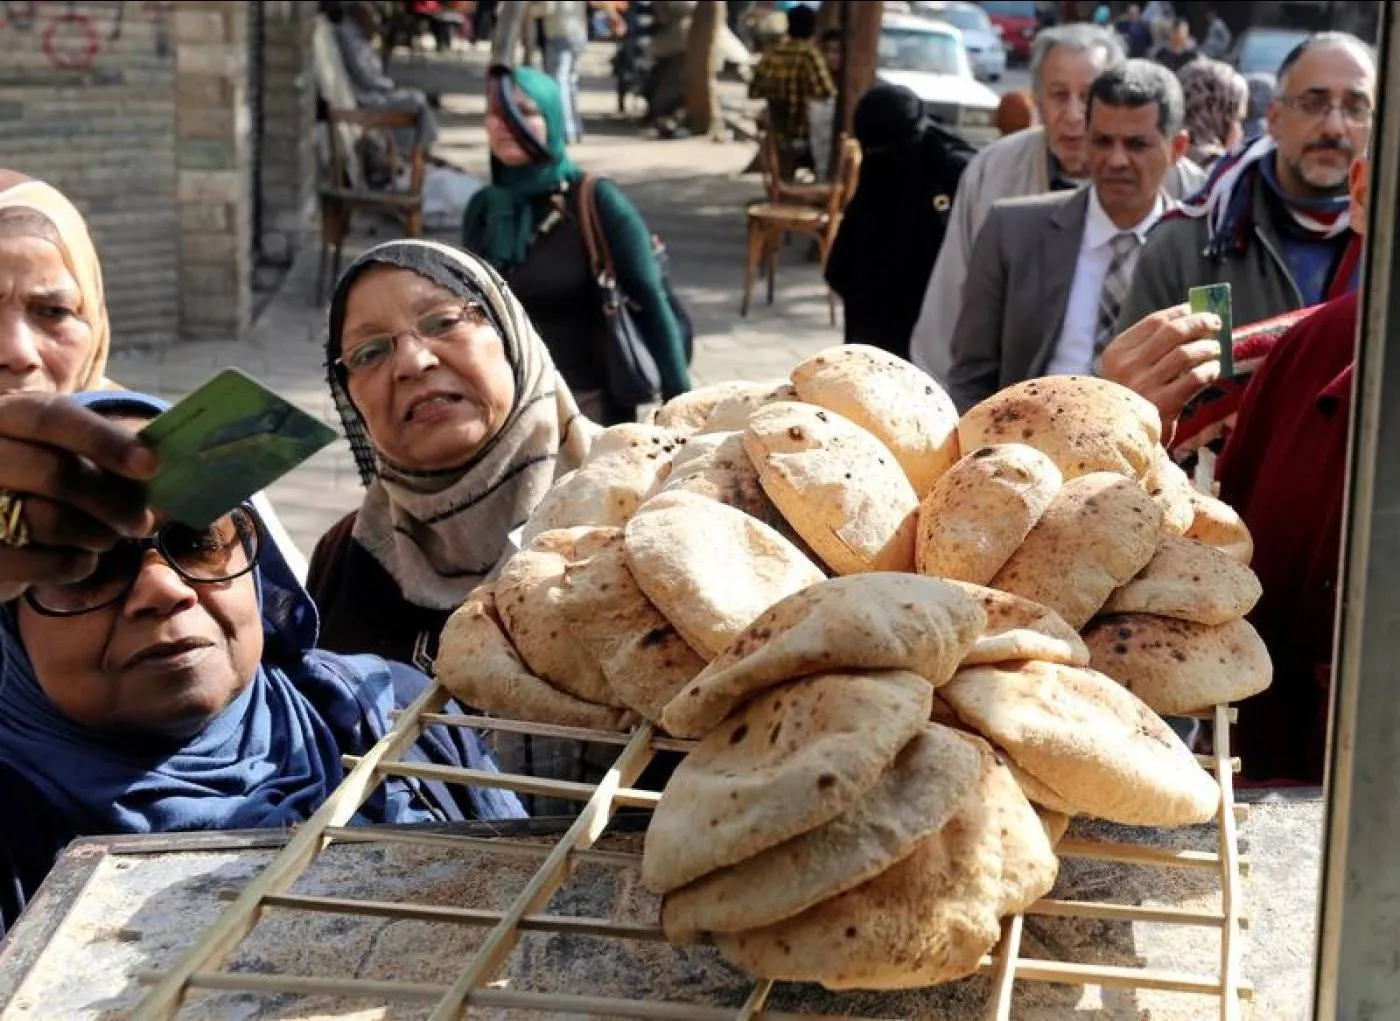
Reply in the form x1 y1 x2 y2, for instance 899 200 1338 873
839 0 882 136
683 0 726 139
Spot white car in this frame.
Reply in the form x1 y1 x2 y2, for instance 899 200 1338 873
910 1 1008 82
878 14 1002 146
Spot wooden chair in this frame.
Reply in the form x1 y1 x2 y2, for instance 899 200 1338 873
741 135 861 324
758 128 833 208
317 107 427 302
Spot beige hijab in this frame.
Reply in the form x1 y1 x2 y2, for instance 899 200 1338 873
0 171 110 391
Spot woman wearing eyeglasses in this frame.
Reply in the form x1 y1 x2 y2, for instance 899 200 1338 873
0 390 524 936
307 239 594 671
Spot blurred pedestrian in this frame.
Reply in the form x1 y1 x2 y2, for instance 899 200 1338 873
541 1 589 143
1200 4 1232 60
1153 18 1198 73
995 89 1036 136
1179 57 1248 168
1241 71 1276 143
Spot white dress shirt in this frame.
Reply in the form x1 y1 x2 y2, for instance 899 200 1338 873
1045 187 1166 377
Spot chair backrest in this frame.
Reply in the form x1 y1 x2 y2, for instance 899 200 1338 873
313 17 365 190
825 135 862 221
758 129 784 202
325 107 427 198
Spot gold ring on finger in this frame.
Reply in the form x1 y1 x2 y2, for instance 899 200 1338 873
0 490 31 549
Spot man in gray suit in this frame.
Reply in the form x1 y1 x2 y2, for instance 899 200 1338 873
946 61 1192 412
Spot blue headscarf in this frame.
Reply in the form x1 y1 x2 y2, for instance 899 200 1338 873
0 391 523 838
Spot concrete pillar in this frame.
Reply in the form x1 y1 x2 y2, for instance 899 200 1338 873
256 1 318 267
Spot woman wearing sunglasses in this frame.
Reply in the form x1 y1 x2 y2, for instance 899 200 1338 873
0 392 524 937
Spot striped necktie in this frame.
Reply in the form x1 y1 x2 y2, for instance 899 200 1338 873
1095 232 1142 357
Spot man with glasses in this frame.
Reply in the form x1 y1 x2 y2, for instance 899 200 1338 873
1101 33 1374 432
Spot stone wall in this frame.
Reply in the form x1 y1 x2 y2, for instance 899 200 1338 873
0 1 181 349
0 0 317 352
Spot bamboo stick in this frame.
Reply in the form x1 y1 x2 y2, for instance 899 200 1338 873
735 980 776 1020
421 712 698 754
972 957 1254 997
1214 703 1245 1021
426 726 658 1020
985 913 1024 1021
322 824 643 866
1056 839 1237 871
341 756 662 808
130 683 448 1021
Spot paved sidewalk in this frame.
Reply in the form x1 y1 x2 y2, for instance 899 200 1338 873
106 45 841 557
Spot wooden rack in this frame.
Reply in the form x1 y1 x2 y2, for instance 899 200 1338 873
131 690 1248 1021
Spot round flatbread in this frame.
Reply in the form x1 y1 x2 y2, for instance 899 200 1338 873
944 581 1090 668
660 431 823 562
941 660 1220 827
521 427 682 543
697 380 798 433
436 586 635 731
1083 614 1273 715
958 376 1162 481
1142 446 1195 535
624 490 824 658
1001 755 1079 817
660 723 980 941
745 401 918 575
494 545 620 706
661 574 986 739
990 472 1163 629
653 381 757 433
916 443 1063 585
1101 534 1263 625
790 344 960 497
554 531 706 723
1186 487 1254 564
641 670 935 894
712 733 1055 991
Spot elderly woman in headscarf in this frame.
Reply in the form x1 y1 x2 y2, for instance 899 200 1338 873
1178 57 1249 170
824 82 976 362
308 239 593 671
462 66 690 426
0 389 522 936
0 171 307 603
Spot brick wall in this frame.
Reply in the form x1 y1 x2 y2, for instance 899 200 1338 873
0 1 181 349
0 0 317 352
256 1 317 266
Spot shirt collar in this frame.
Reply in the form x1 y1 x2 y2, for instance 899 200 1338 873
1084 184 1166 250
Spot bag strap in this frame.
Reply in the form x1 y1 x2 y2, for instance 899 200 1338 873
576 174 619 283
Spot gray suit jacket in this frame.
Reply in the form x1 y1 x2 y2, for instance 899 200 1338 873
945 187 1091 412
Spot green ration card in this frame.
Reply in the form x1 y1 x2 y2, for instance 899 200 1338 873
139 368 338 529
1189 282 1234 379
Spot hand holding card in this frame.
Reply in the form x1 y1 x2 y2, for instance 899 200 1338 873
139 369 338 529
1188 283 1234 379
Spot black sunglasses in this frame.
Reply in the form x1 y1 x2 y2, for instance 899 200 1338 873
24 506 261 617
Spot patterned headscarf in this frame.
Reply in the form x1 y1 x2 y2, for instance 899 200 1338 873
0 171 109 390
326 239 594 611
1179 58 1248 168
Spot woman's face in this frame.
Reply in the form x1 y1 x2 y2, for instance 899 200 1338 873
0 229 92 394
17 444 264 740
485 86 548 167
341 266 517 472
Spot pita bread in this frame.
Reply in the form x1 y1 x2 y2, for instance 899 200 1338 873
945 581 1090 668
1083 613 1273 715
661 574 986 739
790 344 960 496
660 432 824 562
973 735 1061 915
1101 534 1262 625
641 670 934 894
436 586 635 731
958 376 1162 481
745 401 918 574
1142 446 1195 535
697 380 798 433
660 723 980 940
521 433 680 543
1037 809 1071 846
494 546 620 706
1002 755 1079 817
942 661 1220 827
664 430 739 482
990 472 1162 629
1186 488 1254 564
554 532 706 723
624 490 824 657
916 443 1063 585
713 734 1053 990
654 381 756 433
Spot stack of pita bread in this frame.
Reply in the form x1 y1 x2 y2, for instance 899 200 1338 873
433 349 1271 990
